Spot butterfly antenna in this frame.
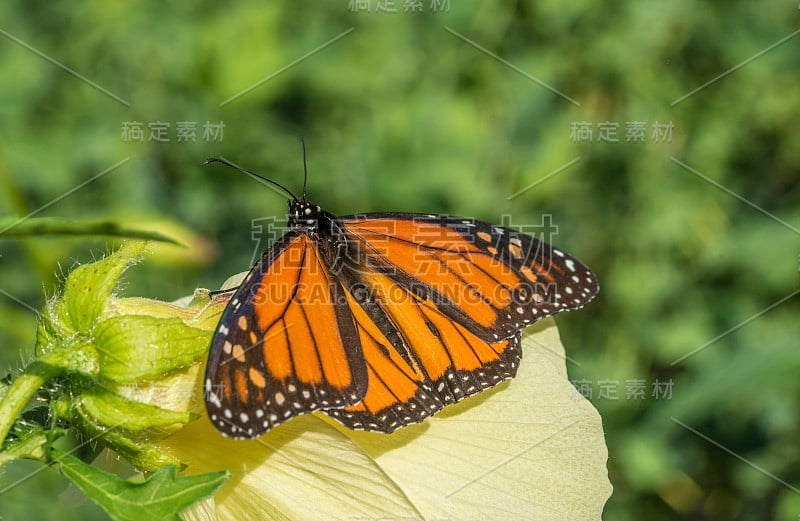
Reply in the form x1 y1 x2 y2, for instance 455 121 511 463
300 136 308 202
204 157 299 201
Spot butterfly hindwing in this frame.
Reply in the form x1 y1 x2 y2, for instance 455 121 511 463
324 267 522 432
204 231 367 439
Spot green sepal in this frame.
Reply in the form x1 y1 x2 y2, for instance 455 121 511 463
68 398 183 471
79 387 196 435
54 241 146 337
93 315 211 383
0 430 49 466
106 292 227 332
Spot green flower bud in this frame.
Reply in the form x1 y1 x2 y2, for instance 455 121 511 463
2 242 228 471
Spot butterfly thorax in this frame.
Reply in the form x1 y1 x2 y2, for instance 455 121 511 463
288 199 336 235
288 199 322 227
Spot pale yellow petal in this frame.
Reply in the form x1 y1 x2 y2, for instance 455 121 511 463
173 318 610 520
164 414 420 521
336 318 612 521
181 497 220 521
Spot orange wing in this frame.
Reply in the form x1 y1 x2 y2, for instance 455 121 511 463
336 213 598 342
206 212 597 437
204 231 367 439
324 268 521 432
321 213 596 431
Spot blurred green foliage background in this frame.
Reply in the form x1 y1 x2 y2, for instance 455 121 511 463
1 1 799 520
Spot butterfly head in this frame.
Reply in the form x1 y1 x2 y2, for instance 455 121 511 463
288 199 324 228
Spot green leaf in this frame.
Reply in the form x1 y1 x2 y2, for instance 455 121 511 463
93 315 211 383
55 241 146 336
52 449 228 521
0 216 180 245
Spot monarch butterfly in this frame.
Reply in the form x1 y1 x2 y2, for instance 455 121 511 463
204 148 598 439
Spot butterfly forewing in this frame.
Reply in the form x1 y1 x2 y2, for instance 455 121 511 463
204 231 367 439
337 213 599 342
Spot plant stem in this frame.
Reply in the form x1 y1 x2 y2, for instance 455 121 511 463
0 360 61 447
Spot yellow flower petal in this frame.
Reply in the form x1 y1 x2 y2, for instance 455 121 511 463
183 497 220 521
171 318 610 520
165 415 421 521
340 318 612 520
